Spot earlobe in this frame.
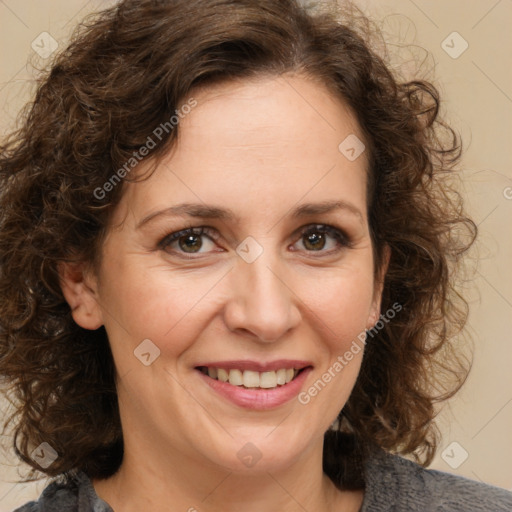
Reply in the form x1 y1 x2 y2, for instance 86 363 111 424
58 261 103 330
366 304 381 330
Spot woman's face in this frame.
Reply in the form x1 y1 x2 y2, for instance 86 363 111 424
66 74 385 474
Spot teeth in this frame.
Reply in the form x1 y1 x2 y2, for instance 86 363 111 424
203 367 301 389
243 370 260 388
228 369 243 386
276 369 287 385
260 371 277 388
217 368 229 382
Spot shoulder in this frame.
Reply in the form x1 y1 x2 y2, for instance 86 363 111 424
362 448 512 512
12 472 113 512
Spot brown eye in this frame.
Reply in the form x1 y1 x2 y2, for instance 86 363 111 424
179 234 203 253
294 224 349 254
159 226 219 256
303 231 326 251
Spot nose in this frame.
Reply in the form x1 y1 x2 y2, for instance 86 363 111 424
222 255 301 342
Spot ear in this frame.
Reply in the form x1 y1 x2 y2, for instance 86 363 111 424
367 245 391 329
58 261 104 330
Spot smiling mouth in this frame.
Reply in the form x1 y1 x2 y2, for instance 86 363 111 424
196 366 309 390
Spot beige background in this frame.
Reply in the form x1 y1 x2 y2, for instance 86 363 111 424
0 0 511 509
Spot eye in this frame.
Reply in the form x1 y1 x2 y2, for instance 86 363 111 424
157 223 350 259
158 226 220 256
292 224 350 253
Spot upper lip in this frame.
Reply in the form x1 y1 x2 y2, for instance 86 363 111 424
195 360 313 372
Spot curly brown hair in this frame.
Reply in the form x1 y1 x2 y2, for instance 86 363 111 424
0 0 476 488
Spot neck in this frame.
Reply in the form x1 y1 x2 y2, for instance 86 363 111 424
92 433 363 512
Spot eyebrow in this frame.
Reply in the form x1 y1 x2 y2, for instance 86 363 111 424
136 199 364 229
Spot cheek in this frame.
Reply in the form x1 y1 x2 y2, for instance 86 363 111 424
302 268 375 342
303 276 371 409
98 258 225 363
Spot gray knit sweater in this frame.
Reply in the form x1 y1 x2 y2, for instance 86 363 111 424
14 449 512 511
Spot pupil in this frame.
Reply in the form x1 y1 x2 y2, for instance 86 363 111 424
179 234 202 252
304 232 325 250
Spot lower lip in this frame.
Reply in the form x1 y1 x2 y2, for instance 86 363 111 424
196 367 312 410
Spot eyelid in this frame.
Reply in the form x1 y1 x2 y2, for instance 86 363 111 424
293 223 352 252
157 222 352 256
157 225 220 251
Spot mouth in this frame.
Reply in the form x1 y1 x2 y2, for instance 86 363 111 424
195 366 308 390
194 360 313 409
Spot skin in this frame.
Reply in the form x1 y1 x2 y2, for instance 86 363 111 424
60 73 388 512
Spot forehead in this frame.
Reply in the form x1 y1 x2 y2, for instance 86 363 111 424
116 74 369 225
183 74 363 156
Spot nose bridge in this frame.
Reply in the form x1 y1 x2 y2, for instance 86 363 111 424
224 249 300 342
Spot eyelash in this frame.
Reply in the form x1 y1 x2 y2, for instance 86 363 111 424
157 224 351 259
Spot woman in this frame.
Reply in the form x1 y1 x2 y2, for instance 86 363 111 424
1 0 511 510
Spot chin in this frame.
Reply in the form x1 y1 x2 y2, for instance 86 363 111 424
202 431 314 475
